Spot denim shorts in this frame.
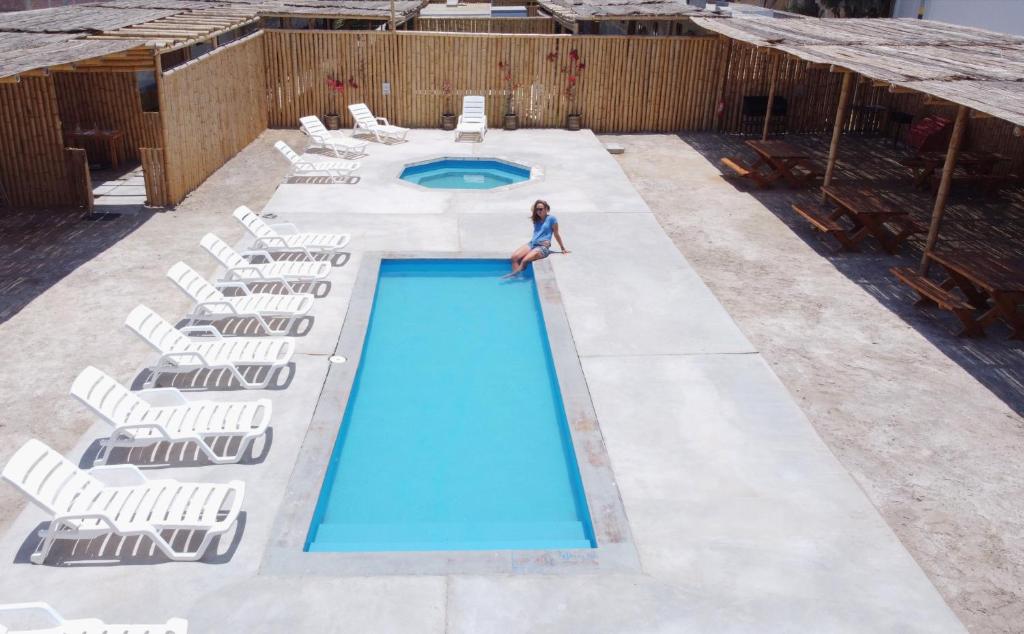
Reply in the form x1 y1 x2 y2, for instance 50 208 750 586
532 241 552 258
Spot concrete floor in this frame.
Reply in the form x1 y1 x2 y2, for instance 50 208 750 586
0 129 963 632
604 132 1024 633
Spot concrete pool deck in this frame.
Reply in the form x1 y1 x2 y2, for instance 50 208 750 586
0 129 964 631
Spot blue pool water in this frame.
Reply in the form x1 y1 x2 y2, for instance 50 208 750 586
400 159 530 190
306 259 595 552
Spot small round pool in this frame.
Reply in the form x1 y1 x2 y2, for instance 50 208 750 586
400 158 531 190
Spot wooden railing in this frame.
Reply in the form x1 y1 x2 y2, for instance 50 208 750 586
414 17 555 34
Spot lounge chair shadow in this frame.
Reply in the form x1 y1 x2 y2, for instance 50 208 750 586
285 175 360 185
271 251 351 267
131 362 296 392
12 513 245 567
220 280 332 298
77 430 272 470
173 315 315 337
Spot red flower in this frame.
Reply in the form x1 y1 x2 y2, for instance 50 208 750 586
568 75 576 85
546 51 557 62
569 49 579 61
348 78 358 89
577 63 586 71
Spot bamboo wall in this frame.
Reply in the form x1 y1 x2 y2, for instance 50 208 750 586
160 33 268 204
415 17 555 34
264 30 725 132
0 77 75 209
53 72 162 163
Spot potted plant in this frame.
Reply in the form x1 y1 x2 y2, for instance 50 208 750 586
558 49 585 131
498 61 519 130
325 75 358 130
440 80 456 131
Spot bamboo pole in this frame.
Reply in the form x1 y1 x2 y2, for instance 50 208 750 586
712 37 732 132
822 71 855 197
918 104 969 275
761 53 778 141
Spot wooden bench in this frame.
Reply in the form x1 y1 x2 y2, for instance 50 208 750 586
791 203 859 250
890 266 984 337
720 156 771 188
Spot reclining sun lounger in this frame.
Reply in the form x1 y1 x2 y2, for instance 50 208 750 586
274 141 360 183
2 439 244 564
348 103 409 143
455 95 487 142
200 233 330 293
168 261 314 336
299 115 368 159
125 304 295 389
71 366 272 465
233 205 350 257
0 602 187 634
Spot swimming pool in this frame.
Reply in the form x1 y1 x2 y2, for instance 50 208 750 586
399 158 531 190
305 259 595 552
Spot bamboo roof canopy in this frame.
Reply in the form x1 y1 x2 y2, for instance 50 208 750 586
0 0 427 81
537 0 707 22
693 16 1024 127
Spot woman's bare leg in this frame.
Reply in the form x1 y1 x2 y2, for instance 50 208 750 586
510 243 531 271
511 248 545 274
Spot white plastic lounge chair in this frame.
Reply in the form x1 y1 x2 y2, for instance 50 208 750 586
167 261 314 336
446 0 458 6
1 439 244 564
0 603 187 634
456 95 487 142
200 233 330 293
274 141 360 184
233 205 350 257
71 366 272 465
125 304 295 389
348 103 409 143
299 115 368 159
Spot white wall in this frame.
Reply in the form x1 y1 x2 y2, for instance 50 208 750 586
892 0 1024 36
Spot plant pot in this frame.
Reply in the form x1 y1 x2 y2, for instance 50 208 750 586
441 113 457 131
503 113 518 131
324 113 341 130
566 113 582 131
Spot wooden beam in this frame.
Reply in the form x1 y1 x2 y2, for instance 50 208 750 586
822 72 855 196
887 85 917 94
0 75 20 84
762 54 779 141
919 105 969 275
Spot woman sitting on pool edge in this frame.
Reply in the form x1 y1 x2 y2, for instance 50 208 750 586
508 199 569 275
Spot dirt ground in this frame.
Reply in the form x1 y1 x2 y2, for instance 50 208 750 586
602 132 1024 634
0 129 307 533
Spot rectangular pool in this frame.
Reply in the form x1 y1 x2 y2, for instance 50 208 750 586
305 259 595 552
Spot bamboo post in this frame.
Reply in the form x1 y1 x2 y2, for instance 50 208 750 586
389 0 396 31
918 104 969 275
822 71 855 198
713 37 733 132
761 53 778 141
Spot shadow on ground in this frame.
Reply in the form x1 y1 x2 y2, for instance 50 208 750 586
0 207 155 324
680 132 1024 416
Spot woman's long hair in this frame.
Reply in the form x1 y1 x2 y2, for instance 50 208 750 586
531 199 550 223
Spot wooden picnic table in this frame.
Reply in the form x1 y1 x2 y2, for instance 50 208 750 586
720 140 821 189
902 150 1010 190
927 251 1024 338
66 128 126 170
820 184 923 254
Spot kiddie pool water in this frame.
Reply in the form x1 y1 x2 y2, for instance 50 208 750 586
399 158 531 190
305 259 595 552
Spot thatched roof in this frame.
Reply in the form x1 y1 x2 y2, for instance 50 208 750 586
0 33 151 79
538 0 705 22
694 16 1024 128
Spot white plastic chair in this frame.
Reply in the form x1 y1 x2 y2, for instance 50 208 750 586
71 365 272 465
1 439 244 564
125 304 295 389
274 141 360 183
168 261 314 336
299 115 368 158
200 233 330 293
0 602 187 634
456 95 487 142
233 205 350 257
348 103 409 143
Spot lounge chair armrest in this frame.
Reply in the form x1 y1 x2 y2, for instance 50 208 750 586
375 116 391 125
0 603 63 625
159 351 212 367
241 249 275 263
110 423 174 441
214 281 252 295
87 464 148 486
252 236 290 249
225 265 266 280
269 222 300 234
136 387 188 407
180 324 223 338
192 300 240 316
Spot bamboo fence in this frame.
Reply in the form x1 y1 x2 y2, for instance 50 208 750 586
414 17 556 34
160 32 268 204
263 30 726 132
